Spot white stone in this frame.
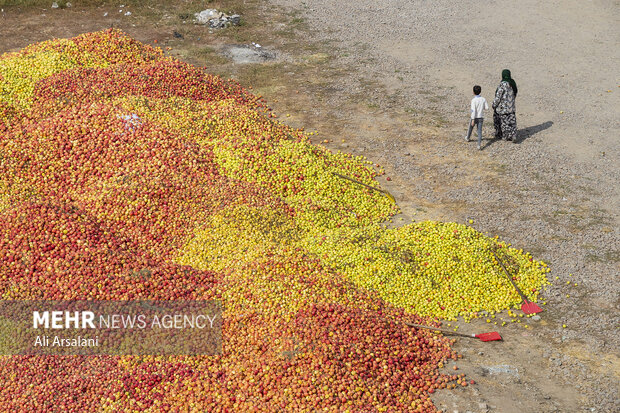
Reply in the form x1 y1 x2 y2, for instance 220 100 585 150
194 9 220 24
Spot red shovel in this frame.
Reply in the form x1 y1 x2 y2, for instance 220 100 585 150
406 323 502 342
492 250 543 315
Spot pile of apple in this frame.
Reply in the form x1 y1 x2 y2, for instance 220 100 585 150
0 29 548 411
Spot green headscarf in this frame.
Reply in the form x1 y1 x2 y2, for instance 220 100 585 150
502 69 518 96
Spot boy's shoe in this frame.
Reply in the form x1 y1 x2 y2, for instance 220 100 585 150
478 144 482 150
464 135 470 142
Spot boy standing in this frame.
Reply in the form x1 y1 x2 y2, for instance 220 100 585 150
465 85 488 150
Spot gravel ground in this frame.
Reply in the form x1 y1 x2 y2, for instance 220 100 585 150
266 0 619 411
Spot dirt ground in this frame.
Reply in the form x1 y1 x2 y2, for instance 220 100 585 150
1 1 618 412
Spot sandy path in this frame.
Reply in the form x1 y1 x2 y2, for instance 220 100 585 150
271 0 619 214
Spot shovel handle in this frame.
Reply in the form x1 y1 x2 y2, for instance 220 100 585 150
332 172 386 194
405 323 475 339
491 250 529 302
332 172 396 203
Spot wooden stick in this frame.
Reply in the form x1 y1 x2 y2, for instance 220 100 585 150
331 172 395 203
491 250 529 302
405 323 475 338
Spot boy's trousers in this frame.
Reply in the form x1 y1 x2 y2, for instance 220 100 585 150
466 118 484 147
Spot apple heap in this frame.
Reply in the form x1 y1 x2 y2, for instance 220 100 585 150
0 200 459 411
302 221 550 320
0 29 550 411
0 201 222 301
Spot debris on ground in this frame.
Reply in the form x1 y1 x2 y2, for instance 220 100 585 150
194 9 241 29
481 365 519 377
51 1 72 8
222 44 276 64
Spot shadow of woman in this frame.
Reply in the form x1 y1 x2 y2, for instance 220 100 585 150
514 121 553 144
